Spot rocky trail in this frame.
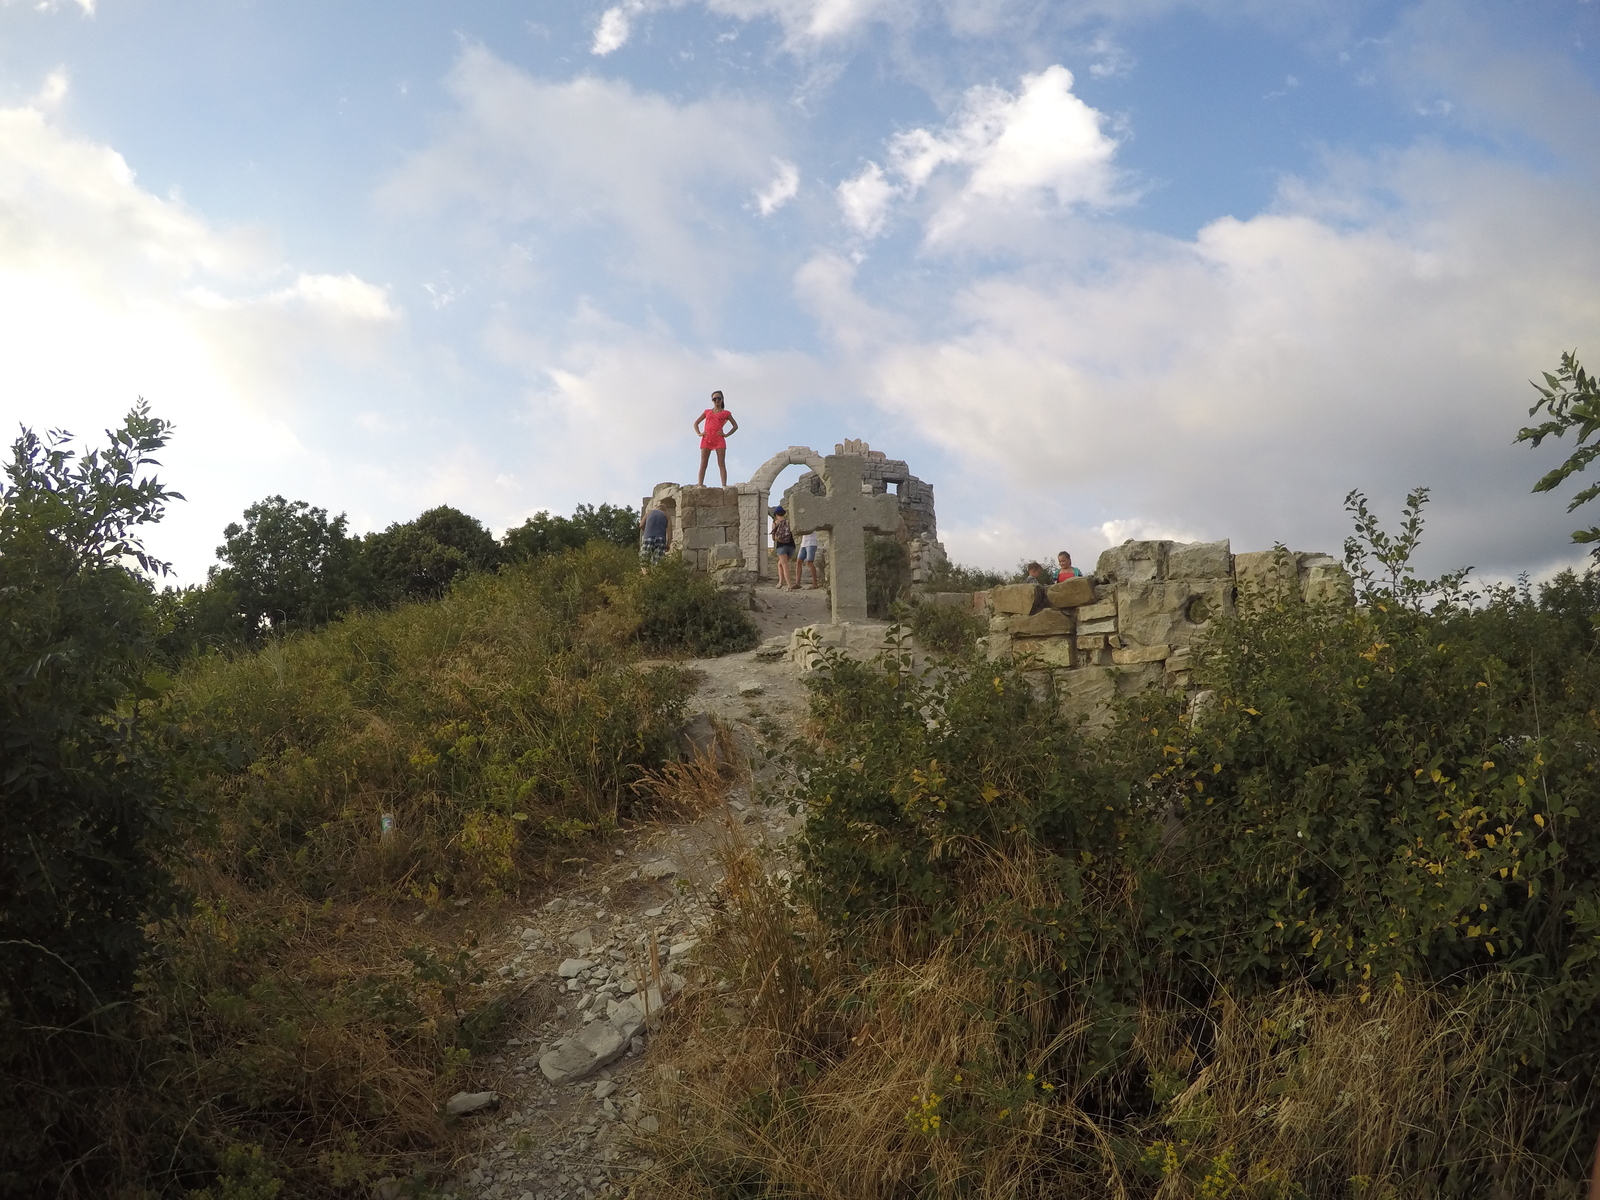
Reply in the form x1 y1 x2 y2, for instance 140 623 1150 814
411 585 830 1200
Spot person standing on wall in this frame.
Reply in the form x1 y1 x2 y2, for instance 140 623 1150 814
694 390 738 487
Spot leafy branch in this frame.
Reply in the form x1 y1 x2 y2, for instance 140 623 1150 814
1515 350 1600 545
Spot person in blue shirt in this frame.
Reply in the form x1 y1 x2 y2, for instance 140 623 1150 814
640 503 669 569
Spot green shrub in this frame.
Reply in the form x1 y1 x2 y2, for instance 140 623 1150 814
921 559 1008 591
907 599 985 656
865 536 910 618
671 510 1600 1194
631 554 760 657
0 406 184 1196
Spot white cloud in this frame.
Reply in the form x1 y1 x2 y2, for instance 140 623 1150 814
380 47 785 314
803 144 1600 576
836 65 1125 243
836 161 895 235
755 158 800 214
0 98 405 580
269 273 398 321
592 3 641 54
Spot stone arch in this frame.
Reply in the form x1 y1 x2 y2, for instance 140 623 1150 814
739 446 826 580
748 446 825 491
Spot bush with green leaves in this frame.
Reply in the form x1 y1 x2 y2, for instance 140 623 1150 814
766 496 1600 1194
0 405 183 1194
631 554 760 657
864 535 910 618
357 504 502 605
906 598 985 656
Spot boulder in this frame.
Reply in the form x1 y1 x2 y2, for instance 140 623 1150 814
1045 577 1096 608
1234 549 1299 599
990 583 1044 615
538 1021 630 1083
1117 581 1232 647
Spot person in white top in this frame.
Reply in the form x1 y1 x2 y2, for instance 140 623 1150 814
797 531 820 590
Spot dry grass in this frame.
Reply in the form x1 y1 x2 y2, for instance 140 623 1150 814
634 834 1564 1200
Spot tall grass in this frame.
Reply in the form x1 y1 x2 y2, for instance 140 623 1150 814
641 571 1600 1198
72 543 717 1197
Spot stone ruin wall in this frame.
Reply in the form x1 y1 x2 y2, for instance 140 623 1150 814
644 439 948 583
784 439 948 583
966 539 1350 719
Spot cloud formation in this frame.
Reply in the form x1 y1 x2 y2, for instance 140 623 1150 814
380 47 786 313
0 95 402 579
837 66 1125 242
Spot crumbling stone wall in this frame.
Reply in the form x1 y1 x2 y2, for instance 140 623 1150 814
645 440 948 583
980 540 1350 721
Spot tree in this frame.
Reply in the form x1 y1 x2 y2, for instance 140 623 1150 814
211 495 355 635
359 505 501 604
502 502 639 561
0 404 182 1184
1516 350 1600 546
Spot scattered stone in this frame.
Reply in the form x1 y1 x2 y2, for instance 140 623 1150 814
558 958 594 978
737 680 764 697
752 635 790 662
544 898 567 914
538 1020 630 1083
445 1090 499 1117
643 905 667 918
639 859 677 881
668 937 699 961
594 1080 619 1100
567 926 595 951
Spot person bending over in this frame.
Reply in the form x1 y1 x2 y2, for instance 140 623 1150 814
694 390 738 486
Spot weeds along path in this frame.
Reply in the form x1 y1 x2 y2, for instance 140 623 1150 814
432 584 827 1200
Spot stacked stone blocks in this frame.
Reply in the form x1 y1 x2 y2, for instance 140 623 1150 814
980 539 1350 720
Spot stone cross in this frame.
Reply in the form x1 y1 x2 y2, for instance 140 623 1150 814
790 454 901 623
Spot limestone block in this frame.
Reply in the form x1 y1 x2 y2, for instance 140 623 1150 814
1077 600 1117 623
1115 661 1168 695
683 526 730 551
1045 577 1096 609
1167 539 1232 580
1095 540 1170 585
1117 581 1233 648
983 632 1013 662
1112 642 1170 665
1077 616 1117 636
1057 667 1119 722
709 543 744 567
1014 637 1075 668
1008 608 1074 638
973 590 991 614
990 583 1044 615
1234 549 1298 599
711 506 742 527
1299 554 1353 605
1076 634 1108 652
679 508 698 529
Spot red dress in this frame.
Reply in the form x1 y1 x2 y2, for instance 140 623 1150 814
700 408 731 450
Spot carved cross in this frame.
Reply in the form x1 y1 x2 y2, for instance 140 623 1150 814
790 454 901 623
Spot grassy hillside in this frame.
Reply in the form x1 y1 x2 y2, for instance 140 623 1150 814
646 566 1600 1199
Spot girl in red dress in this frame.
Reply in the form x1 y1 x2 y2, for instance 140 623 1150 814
694 390 738 486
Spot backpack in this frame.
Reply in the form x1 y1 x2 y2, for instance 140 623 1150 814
772 516 793 545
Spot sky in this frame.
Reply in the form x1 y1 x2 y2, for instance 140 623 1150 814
0 0 1597 585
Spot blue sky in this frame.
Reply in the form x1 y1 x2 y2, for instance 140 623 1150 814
0 0 1597 583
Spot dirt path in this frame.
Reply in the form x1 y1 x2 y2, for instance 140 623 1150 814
429 583 828 1200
